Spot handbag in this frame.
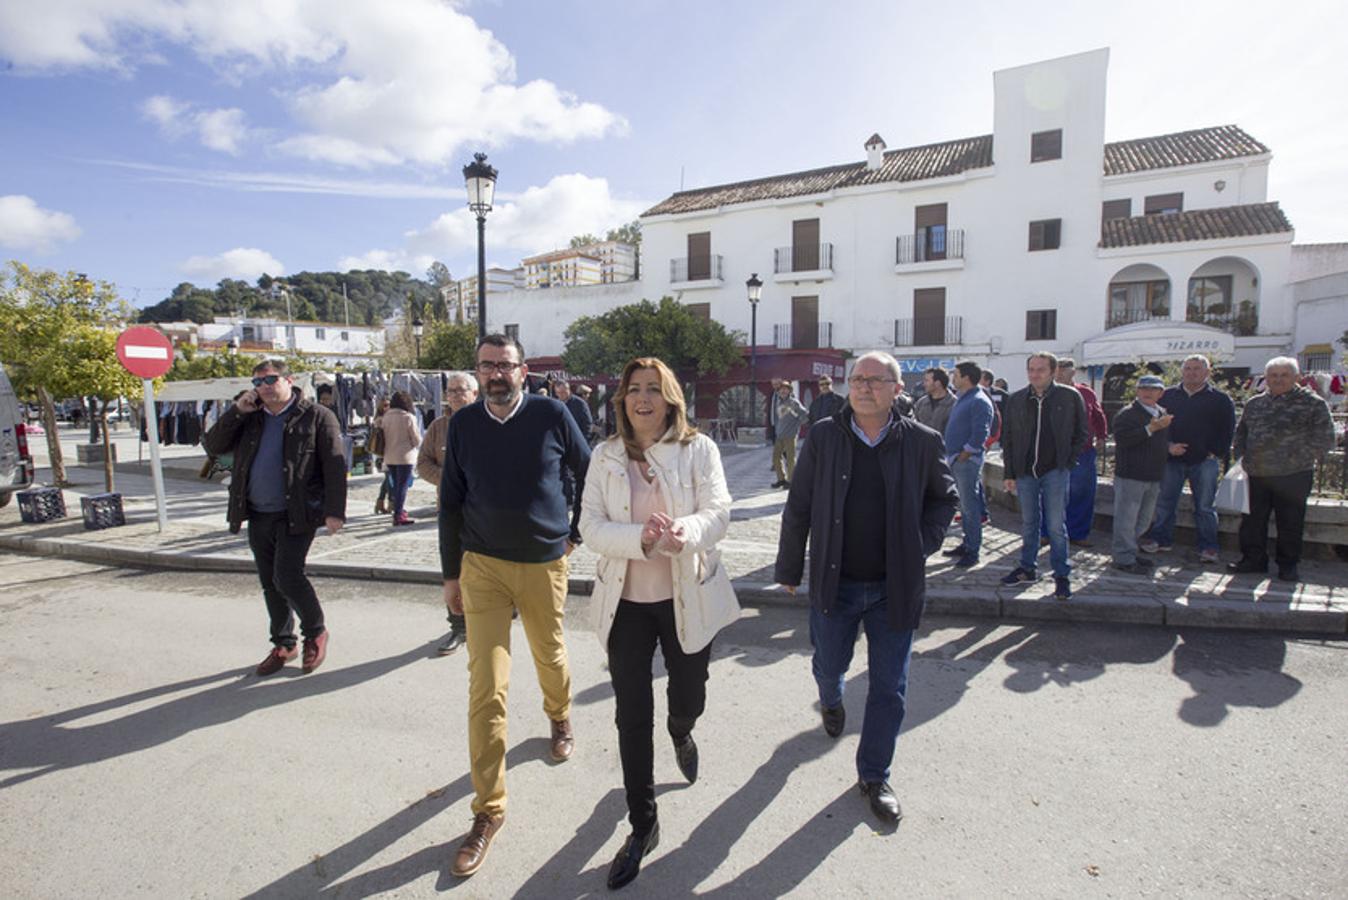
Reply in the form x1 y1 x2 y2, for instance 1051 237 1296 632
1214 461 1250 515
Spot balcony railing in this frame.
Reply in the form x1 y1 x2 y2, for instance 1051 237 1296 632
773 321 833 350
1105 308 1170 329
773 243 833 274
894 316 964 347
670 255 723 283
896 229 965 265
1186 309 1259 337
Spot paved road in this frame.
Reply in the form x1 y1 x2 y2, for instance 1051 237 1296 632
1 554 1344 898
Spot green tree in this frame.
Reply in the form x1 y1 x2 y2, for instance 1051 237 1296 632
61 325 151 492
562 297 742 378
420 321 477 370
606 220 641 245
0 263 129 485
569 233 602 249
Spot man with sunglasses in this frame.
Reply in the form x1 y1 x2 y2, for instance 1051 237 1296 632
203 359 347 677
438 334 591 879
774 351 957 825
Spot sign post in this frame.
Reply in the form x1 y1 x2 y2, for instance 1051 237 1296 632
115 328 175 532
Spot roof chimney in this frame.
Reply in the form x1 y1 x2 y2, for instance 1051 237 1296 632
864 133 887 170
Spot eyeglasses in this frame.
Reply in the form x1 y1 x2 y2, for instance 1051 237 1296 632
476 361 521 375
446 387 473 395
847 375 897 390
251 374 282 387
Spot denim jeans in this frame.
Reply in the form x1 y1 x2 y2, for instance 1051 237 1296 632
950 455 985 557
809 580 916 783
1018 468 1071 577
246 510 324 648
1040 446 1097 541
386 464 414 515
1145 457 1220 552
1112 477 1160 565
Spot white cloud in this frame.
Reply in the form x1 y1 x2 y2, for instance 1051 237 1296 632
141 94 251 155
0 195 82 253
7 0 626 166
180 247 285 283
345 172 644 272
88 158 461 199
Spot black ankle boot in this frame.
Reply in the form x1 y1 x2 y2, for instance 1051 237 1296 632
673 734 698 784
607 820 659 890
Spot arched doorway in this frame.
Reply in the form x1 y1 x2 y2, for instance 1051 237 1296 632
1187 257 1260 335
1106 263 1171 329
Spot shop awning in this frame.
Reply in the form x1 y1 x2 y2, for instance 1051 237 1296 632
1076 321 1235 367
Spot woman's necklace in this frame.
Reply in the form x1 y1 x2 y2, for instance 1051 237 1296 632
636 458 656 484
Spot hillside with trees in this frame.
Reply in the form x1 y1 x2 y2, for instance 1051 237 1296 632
137 267 449 326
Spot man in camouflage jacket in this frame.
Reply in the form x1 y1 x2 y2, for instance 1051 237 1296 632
1228 357 1335 581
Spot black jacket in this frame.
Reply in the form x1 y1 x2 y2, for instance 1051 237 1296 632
808 391 845 425
202 396 347 535
1000 382 1088 479
1111 401 1169 482
774 403 958 633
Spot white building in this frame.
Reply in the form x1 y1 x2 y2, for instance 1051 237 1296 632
450 267 524 323
637 47 1297 392
199 316 385 364
1289 243 1348 372
522 248 604 289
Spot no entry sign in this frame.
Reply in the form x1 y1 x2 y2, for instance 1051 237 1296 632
116 327 175 379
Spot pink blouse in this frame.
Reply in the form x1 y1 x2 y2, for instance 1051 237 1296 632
622 459 675 603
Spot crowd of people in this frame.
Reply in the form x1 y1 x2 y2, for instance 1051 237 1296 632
201 340 1338 890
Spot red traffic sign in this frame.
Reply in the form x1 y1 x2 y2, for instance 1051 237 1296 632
116 327 175 379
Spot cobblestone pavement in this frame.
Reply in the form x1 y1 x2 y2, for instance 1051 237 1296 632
4 433 1347 633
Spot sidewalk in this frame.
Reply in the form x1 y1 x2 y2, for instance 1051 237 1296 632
3 435 1346 635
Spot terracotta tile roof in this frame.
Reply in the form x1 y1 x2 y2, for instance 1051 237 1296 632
641 135 994 216
1103 125 1269 176
643 125 1271 217
1099 202 1292 248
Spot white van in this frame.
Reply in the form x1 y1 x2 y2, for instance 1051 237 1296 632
0 369 37 506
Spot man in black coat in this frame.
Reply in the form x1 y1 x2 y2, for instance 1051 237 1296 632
1110 375 1173 574
807 374 845 425
202 359 347 676
774 351 957 825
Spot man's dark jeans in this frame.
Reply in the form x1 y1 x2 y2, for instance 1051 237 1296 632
247 510 325 649
810 579 915 783
1239 470 1314 567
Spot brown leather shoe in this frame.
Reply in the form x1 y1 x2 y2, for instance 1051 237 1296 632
451 812 504 877
256 644 297 677
550 717 574 762
301 631 329 674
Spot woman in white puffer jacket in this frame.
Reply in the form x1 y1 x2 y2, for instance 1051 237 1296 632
580 356 736 891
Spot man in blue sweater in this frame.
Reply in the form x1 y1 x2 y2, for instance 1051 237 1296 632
1140 355 1235 564
439 335 591 879
942 361 995 567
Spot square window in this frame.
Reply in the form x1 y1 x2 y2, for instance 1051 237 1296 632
1144 192 1183 216
1031 129 1062 162
1028 218 1062 251
1025 309 1057 341
315 327 326 340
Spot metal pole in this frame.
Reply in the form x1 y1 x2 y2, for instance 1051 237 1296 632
142 378 169 532
750 303 759 428
476 214 487 340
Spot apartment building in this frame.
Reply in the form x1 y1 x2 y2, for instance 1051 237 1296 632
198 316 386 363
639 48 1296 399
522 248 603 289
449 267 524 323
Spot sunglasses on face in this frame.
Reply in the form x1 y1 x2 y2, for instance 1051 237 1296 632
252 374 282 387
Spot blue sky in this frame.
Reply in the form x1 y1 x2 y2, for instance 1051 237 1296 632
2 0 1345 309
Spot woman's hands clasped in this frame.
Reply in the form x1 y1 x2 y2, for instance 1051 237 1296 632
640 511 686 556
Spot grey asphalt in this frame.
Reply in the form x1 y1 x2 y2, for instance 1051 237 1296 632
1 556 1344 898
5 427 1348 635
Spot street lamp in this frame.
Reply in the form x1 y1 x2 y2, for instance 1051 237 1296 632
412 317 424 368
226 337 240 377
746 273 763 429
463 152 498 340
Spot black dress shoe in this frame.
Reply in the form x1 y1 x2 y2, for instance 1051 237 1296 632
673 734 698 784
941 545 968 557
607 821 659 890
1276 564 1300 582
858 780 902 824
1227 558 1268 575
437 627 466 656
821 703 845 738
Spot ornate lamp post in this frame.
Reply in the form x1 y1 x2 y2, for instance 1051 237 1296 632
462 152 498 340
746 273 763 428
412 317 424 368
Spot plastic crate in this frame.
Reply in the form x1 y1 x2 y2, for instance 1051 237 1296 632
17 487 66 523
81 492 126 530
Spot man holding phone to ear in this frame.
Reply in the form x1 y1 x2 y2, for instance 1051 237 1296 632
203 359 347 676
